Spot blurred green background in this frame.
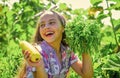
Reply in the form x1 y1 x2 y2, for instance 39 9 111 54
0 0 120 78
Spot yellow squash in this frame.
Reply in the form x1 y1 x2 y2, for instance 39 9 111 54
19 41 42 62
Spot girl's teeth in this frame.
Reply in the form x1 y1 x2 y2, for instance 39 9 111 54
46 32 54 35
46 32 52 34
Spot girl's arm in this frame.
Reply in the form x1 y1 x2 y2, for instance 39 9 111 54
71 53 93 78
33 60 48 78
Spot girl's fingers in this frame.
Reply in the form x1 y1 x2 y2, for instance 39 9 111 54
27 59 44 67
22 50 33 64
22 50 44 67
23 50 30 59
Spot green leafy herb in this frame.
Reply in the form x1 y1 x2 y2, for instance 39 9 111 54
65 16 101 54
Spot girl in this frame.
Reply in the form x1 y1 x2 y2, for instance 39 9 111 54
17 10 93 78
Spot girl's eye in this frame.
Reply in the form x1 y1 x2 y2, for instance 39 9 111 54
40 24 45 28
49 21 55 25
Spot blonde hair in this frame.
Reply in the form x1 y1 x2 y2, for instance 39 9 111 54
15 60 26 78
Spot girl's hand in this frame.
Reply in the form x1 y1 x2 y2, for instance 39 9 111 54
22 50 48 78
22 50 44 67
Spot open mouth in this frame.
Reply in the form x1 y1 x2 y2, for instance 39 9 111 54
45 31 54 37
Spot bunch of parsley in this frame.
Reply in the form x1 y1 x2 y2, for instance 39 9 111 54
65 16 101 54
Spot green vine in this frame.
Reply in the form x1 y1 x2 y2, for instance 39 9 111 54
105 0 119 47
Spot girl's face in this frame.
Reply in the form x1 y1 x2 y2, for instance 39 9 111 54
39 11 64 43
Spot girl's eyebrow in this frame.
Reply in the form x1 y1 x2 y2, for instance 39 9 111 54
40 19 56 23
49 19 56 21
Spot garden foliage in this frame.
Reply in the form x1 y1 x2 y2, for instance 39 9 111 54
0 0 120 78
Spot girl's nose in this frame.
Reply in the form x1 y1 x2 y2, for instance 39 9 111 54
45 24 50 28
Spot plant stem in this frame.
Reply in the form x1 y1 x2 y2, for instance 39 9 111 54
105 0 119 46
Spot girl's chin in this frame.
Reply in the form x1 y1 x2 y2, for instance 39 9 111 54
45 39 55 43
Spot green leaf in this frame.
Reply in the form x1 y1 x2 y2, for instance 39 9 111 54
113 19 120 31
90 0 103 5
97 13 108 21
48 0 59 4
108 0 120 3
2 5 9 13
31 0 40 3
110 2 120 10
0 4 2 12
24 6 32 12
59 3 68 10
102 52 120 72
6 10 15 25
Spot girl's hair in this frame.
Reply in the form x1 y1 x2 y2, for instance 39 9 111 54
15 60 26 78
33 10 68 46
